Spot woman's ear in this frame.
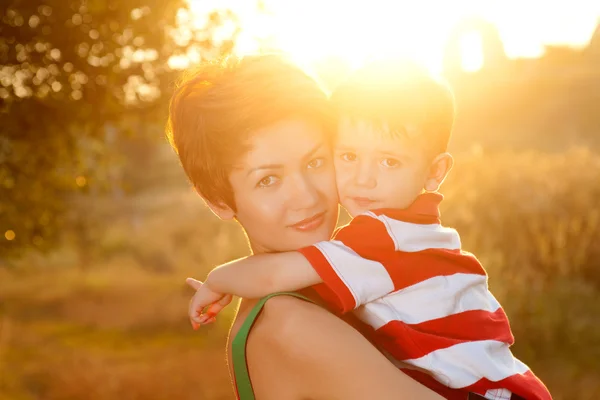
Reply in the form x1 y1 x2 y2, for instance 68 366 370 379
195 188 236 220
205 199 236 220
424 152 454 192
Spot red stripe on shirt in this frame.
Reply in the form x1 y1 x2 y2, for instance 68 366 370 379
465 369 552 400
298 245 356 313
376 249 487 291
334 214 397 257
371 192 443 225
376 308 514 360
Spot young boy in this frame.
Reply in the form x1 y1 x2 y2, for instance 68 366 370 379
187 61 551 400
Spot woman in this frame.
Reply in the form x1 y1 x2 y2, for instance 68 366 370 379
167 55 443 399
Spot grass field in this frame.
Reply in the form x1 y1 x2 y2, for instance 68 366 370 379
1 148 599 399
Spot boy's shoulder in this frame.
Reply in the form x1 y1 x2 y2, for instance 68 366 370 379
333 207 440 240
332 212 385 237
330 213 396 253
336 208 466 255
331 212 487 275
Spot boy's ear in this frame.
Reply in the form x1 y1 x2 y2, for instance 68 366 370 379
195 188 236 220
424 152 454 192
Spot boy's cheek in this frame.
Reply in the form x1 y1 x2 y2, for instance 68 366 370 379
333 160 351 184
333 171 350 197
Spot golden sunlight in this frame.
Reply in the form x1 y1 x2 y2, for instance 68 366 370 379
460 32 484 73
185 0 600 74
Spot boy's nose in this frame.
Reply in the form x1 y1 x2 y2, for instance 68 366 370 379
354 163 377 189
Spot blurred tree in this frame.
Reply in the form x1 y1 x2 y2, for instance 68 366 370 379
0 0 241 262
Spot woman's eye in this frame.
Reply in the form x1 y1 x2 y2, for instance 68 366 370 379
257 175 279 188
340 152 357 162
307 157 325 169
381 158 401 168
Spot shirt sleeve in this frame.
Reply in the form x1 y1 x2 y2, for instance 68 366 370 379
298 214 397 314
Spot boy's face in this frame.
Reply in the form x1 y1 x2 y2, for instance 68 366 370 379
334 117 432 217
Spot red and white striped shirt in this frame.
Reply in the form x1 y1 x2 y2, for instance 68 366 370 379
298 192 551 400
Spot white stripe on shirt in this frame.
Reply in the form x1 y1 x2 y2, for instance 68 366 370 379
364 212 461 252
403 339 530 388
314 240 395 307
353 273 502 327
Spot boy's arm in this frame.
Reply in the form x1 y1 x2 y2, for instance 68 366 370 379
206 214 430 313
204 251 322 299
201 216 403 313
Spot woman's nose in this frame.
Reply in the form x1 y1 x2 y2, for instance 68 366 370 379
288 174 320 210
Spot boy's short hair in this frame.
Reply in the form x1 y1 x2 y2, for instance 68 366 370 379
331 60 455 155
166 54 333 210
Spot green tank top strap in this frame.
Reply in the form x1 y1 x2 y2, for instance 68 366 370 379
232 291 316 400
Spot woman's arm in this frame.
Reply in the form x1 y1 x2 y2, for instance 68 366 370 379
243 295 443 400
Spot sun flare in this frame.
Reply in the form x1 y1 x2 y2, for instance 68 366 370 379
184 0 600 75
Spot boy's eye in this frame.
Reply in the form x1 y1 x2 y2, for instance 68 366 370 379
340 152 357 162
381 158 401 168
257 175 279 188
307 157 325 169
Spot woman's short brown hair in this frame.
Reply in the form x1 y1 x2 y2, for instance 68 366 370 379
166 54 333 210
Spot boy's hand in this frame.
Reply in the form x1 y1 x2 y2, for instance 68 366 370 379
186 277 232 330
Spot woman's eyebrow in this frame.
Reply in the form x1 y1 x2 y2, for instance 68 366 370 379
246 142 325 176
246 164 284 176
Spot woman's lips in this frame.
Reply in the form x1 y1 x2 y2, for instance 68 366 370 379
349 197 376 208
289 211 326 232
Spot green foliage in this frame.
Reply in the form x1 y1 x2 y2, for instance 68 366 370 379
0 0 240 260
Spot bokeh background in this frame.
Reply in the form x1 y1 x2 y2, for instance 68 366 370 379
1 1 600 399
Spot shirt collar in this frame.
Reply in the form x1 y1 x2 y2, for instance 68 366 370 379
405 192 442 218
371 192 443 224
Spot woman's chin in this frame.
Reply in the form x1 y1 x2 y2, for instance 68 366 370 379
289 227 332 248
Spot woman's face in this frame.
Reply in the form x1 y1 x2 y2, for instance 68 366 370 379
227 118 339 254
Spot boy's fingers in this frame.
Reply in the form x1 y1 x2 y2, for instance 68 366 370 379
198 314 210 323
191 313 205 324
188 295 204 321
185 277 203 290
206 294 233 316
192 311 214 325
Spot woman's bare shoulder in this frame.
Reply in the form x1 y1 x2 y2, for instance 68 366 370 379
226 296 319 374
228 295 444 400
226 296 313 400
227 295 312 352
